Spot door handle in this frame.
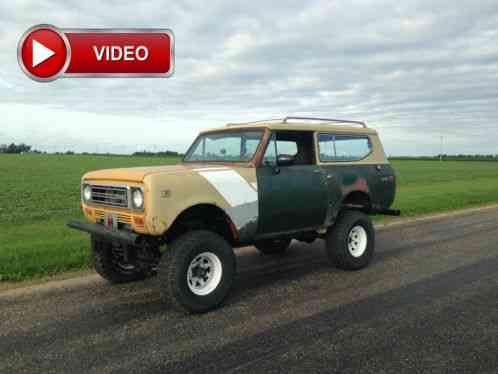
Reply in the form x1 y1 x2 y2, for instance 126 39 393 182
327 174 334 180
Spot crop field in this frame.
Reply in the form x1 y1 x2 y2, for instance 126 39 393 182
1 154 498 282
0 154 181 282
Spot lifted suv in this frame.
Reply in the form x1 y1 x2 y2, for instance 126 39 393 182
69 116 399 313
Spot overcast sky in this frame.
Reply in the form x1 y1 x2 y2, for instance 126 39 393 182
1 0 497 155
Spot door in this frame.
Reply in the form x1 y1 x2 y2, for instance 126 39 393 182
256 131 328 235
317 133 344 218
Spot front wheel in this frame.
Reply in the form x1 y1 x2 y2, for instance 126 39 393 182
326 210 375 270
158 230 236 313
92 237 149 284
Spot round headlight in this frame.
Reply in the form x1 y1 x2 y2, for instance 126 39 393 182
83 185 92 201
132 189 144 209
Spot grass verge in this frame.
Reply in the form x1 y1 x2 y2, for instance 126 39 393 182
1 156 498 282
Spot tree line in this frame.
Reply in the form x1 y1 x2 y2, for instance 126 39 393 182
132 150 182 157
0 143 183 156
390 155 498 161
0 143 32 154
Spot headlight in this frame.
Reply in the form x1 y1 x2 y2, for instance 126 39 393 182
82 184 92 201
131 188 144 210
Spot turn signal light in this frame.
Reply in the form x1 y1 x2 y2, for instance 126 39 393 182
133 216 144 226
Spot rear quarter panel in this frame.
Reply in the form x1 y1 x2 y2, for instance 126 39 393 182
316 133 396 220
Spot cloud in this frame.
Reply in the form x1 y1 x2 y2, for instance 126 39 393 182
0 0 497 155
0 78 12 89
0 71 13 89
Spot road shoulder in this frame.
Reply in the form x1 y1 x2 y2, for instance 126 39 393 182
2 202 498 294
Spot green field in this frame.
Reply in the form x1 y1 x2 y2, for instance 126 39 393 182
1 154 498 282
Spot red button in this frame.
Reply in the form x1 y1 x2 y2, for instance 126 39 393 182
18 25 70 82
65 31 173 76
18 26 174 81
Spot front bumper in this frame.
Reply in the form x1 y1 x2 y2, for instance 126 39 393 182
67 219 140 245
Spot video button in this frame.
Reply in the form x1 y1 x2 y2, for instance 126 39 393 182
18 25 174 82
17 25 70 82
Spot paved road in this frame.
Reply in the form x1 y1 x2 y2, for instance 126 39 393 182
1 207 498 374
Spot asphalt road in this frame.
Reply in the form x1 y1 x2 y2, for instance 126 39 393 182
1 207 498 374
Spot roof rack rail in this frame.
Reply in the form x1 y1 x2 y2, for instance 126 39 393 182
226 118 283 127
226 116 367 128
283 116 367 128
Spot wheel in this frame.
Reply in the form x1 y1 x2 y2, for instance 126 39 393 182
255 238 291 255
326 210 375 270
158 230 236 313
92 236 148 283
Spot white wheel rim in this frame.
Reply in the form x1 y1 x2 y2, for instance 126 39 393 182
347 225 368 257
187 252 223 296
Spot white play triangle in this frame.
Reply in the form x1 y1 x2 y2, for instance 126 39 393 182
32 39 55 67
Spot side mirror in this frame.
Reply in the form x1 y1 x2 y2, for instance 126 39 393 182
277 154 294 167
263 159 277 167
263 158 281 174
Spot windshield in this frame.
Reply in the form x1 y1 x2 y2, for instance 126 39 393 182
184 130 264 162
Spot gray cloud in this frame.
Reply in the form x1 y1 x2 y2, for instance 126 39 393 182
0 0 497 155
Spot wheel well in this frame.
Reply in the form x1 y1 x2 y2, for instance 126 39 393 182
341 191 372 212
164 204 238 246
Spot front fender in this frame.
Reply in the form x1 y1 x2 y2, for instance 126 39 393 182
143 169 259 238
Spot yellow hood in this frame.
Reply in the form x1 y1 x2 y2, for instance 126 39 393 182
83 164 192 182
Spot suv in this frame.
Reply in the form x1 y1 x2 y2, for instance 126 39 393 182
68 116 399 313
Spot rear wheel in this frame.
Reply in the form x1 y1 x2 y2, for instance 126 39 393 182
326 210 375 270
255 238 291 255
92 236 149 283
158 230 236 313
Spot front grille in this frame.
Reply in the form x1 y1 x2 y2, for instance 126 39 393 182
94 209 132 224
89 185 129 208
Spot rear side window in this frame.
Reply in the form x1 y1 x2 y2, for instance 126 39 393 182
318 133 336 161
318 134 372 162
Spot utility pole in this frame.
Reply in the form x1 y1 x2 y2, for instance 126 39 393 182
440 136 443 162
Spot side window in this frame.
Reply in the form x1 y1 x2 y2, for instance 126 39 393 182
263 137 277 164
318 134 372 161
262 131 315 166
318 133 335 161
276 140 298 156
334 136 372 160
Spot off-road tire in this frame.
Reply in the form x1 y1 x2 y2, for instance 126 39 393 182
158 230 236 314
92 236 149 284
255 238 292 255
326 210 375 270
